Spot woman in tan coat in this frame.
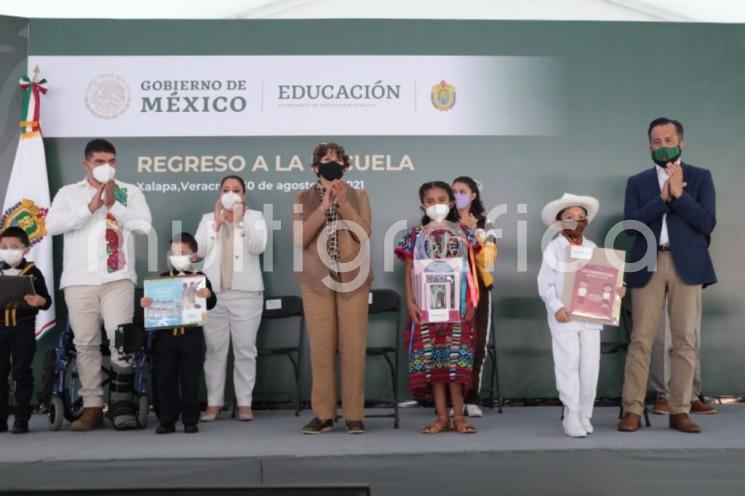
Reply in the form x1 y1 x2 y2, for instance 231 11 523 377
292 142 372 435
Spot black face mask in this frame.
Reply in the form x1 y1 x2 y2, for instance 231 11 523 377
317 161 345 181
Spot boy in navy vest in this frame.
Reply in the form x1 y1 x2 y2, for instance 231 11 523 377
141 233 216 434
0 227 52 434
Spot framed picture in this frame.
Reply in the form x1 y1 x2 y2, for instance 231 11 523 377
562 247 625 326
425 281 451 322
143 275 207 330
414 258 463 324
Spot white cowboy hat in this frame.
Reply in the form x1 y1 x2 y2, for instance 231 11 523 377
541 193 600 227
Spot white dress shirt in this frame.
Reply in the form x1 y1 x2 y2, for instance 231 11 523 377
195 209 268 293
46 179 152 289
537 234 603 333
655 160 679 248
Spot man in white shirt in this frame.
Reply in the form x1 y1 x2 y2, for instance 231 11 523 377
47 139 152 431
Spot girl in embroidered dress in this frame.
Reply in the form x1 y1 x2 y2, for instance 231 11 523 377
396 181 481 434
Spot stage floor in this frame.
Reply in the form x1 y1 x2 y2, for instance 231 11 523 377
3 405 745 495
3 404 745 462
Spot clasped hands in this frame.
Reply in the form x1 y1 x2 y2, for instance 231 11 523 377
88 180 116 213
320 180 348 211
661 163 687 202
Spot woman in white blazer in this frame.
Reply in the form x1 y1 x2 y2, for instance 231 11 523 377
196 175 268 421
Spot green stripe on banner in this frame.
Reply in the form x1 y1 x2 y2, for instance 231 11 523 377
19 77 31 126
29 19 745 57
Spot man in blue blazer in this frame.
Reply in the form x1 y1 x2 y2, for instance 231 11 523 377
618 117 716 434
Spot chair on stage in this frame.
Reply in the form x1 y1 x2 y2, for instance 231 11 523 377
252 295 305 416
364 289 402 429
484 295 503 413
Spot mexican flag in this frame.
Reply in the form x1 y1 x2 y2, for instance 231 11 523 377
1 73 55 339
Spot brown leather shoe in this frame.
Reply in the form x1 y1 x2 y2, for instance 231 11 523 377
70 407 104 432
617 412 641 432
669 413 702 433
345 420 366 434
690 400 717 415
652 399 669 415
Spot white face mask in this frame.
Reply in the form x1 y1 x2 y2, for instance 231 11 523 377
0 248 24 267
426 203 451 223
221 191 241 210
169 255 192 272
92 163 116 184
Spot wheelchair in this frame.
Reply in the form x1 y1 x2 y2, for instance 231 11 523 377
41 320 153 431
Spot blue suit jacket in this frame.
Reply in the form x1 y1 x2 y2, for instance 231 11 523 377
624 162 717 288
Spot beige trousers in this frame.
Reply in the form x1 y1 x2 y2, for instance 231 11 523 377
649 298 703 402
622 252 701 416
64 280 135 408
301 285 369 422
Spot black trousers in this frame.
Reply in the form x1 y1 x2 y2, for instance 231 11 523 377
465 279 491 404
0 320 36 422
153 328 204 426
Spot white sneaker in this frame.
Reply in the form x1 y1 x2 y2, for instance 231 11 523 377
465 404 483 417
562 410 587 438
580 417 593 434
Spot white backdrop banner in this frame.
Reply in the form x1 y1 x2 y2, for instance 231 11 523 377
28 55 563 137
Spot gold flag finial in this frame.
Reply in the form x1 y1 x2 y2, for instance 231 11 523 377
32 65 40 83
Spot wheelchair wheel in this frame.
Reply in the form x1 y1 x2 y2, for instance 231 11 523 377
136 394 149 429
49 396 64 431
63 359 84 422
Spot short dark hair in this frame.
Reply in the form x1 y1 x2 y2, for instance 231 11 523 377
170 232 198 254
647 117 684 141
220 175 246 194
84 139 116 159
311 142 351 170
0 226 30 247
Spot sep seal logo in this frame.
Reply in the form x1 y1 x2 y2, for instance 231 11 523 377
431 80 456 111
85 74 131 119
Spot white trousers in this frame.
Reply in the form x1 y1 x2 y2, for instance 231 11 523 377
551 329 601 419
203 290 263 407
64 280 134 408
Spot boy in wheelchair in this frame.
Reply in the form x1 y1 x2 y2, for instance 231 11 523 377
141 233 216 434
0 227 52 434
